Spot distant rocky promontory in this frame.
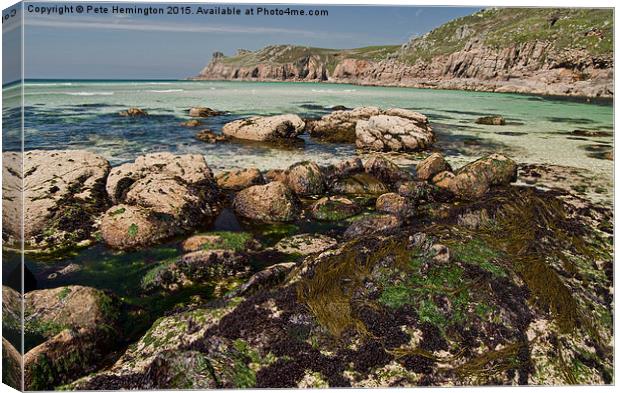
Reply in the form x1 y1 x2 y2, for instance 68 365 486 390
192 8 613 98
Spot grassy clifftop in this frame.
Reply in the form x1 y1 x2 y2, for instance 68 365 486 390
399 8 613 63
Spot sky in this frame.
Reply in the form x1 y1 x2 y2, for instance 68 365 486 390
3 2 480 82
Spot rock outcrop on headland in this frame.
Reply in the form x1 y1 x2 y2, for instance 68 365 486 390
193 8 613 98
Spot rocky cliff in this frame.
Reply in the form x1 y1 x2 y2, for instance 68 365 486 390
193 8 613 98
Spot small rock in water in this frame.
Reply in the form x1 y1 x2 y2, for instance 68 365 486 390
189 107 223 117
475 115 506 125
118 107 148 117
195 129 229 143
180 119 202 127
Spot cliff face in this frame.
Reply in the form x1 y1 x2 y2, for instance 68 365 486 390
194 8 613 98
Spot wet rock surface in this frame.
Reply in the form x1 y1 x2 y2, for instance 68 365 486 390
233 182 300 222
216 168 265 191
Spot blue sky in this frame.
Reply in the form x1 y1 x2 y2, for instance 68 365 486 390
4 2 480 81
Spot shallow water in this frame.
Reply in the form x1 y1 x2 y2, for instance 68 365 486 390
2 80 613 179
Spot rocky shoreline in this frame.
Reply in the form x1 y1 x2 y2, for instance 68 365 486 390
2 104 614 389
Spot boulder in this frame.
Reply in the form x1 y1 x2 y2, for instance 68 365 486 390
475 115 506 125
181 232 257 253
285 161 326 196
141 249 250 292
343 214 401 239
233 182 300 222
2 338 21 390
118 107 147 117
196 129 229 143
376 193 412 217
189 107 223 117
24 286 121 390
273 233 337 256
216 168 265 191
436 154 518 199
265 169 288 183
2 150 110 251
331 173 388 196
103 153 219 250
398 180 453 204
222 114 305 142
323 158 365 184
356 112 434 152
363 155 411 186
310 196 361 221
306 107 381 143
2 286 21 337
231 262 296 298
416 153 451 180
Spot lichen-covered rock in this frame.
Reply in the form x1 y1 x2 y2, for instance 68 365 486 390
375 193 412 217
416 153 451 180
196 129 230 143
24 286 121 390
216 168 264 191
475 115 506 125
141 250 250 292
2 150 110 252
356 112 434 152
233 182 300 222
118 107 147 117
223 114 305 142
331 173 389 196
285 161 326 196
343 214 402 239
310 196 361 221
181 232 258 253
2 338 21 390
102 153 219 250
363 155 411 187
274 233 337 256
441 154 518 199
189 107 223 117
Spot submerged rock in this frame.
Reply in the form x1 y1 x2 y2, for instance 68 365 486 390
273 233 337 256
195 129 230 143
416 153 451 180
24 286 121 390
216 168 265 191
285 161 326 196
222 114 305 142
310 196 361 221
475 115 506 125
118 107 148 117
233 182 300 222
102 153 218 250
2 150 110 252
189 107 223 117
181 232 257 253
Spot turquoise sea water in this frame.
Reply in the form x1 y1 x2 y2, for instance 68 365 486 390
2 80 613 179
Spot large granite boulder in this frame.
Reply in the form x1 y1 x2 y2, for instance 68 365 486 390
356 111 434 152
2 150 110 252
222 114 305 142
102 153 218 250
23 286 121 390
233 182 300 222
306 106 381 143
